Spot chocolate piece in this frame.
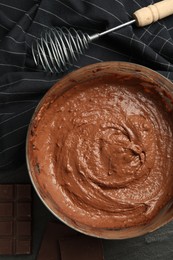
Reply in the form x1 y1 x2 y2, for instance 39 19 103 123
0 184 32 255
59 235 104 260
37 221 103 260
37 221 77 260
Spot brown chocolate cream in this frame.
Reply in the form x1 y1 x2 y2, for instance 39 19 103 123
29 75 173 229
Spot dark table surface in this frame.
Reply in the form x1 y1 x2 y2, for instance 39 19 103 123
0 164 173 260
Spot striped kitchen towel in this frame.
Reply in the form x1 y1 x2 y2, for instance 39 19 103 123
0 0 173 169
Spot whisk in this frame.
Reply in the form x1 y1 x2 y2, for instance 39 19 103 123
32 0 173 73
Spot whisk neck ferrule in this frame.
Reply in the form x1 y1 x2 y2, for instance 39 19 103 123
88 33 100 42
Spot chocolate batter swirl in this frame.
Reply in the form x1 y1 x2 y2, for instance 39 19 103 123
30 76 173 229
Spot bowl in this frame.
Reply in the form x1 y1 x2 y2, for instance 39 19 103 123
26 62 173 239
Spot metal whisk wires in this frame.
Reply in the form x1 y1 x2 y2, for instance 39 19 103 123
32 27 90 73
32 20 136 73
32 1 173 73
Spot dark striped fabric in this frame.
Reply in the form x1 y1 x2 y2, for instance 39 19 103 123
0 0 173 169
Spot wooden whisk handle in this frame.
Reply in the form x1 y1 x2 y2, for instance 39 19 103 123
133 0 173 27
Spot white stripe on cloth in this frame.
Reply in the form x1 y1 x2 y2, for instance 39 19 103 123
38 7 99 32
0 23 9 30
159 38 173 55
0 141 25 154
0 91 40 95
0 100 38 105
114 0 124 7
82 0 123 23
0 112 13 115
0 78 58 89
0 124 28 140
0 159 16 167
0 49 26 55
0 2 27 13
5 36 25 44
38 7 72 26
55 0 102 24
0 63 25 69
0 106 36 125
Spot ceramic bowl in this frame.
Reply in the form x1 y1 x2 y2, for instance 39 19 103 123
26 62 173 239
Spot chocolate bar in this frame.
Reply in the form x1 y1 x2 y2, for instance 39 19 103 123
59 235 104 260
0 184 32 255
37 221 77 260
37 221 104 260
